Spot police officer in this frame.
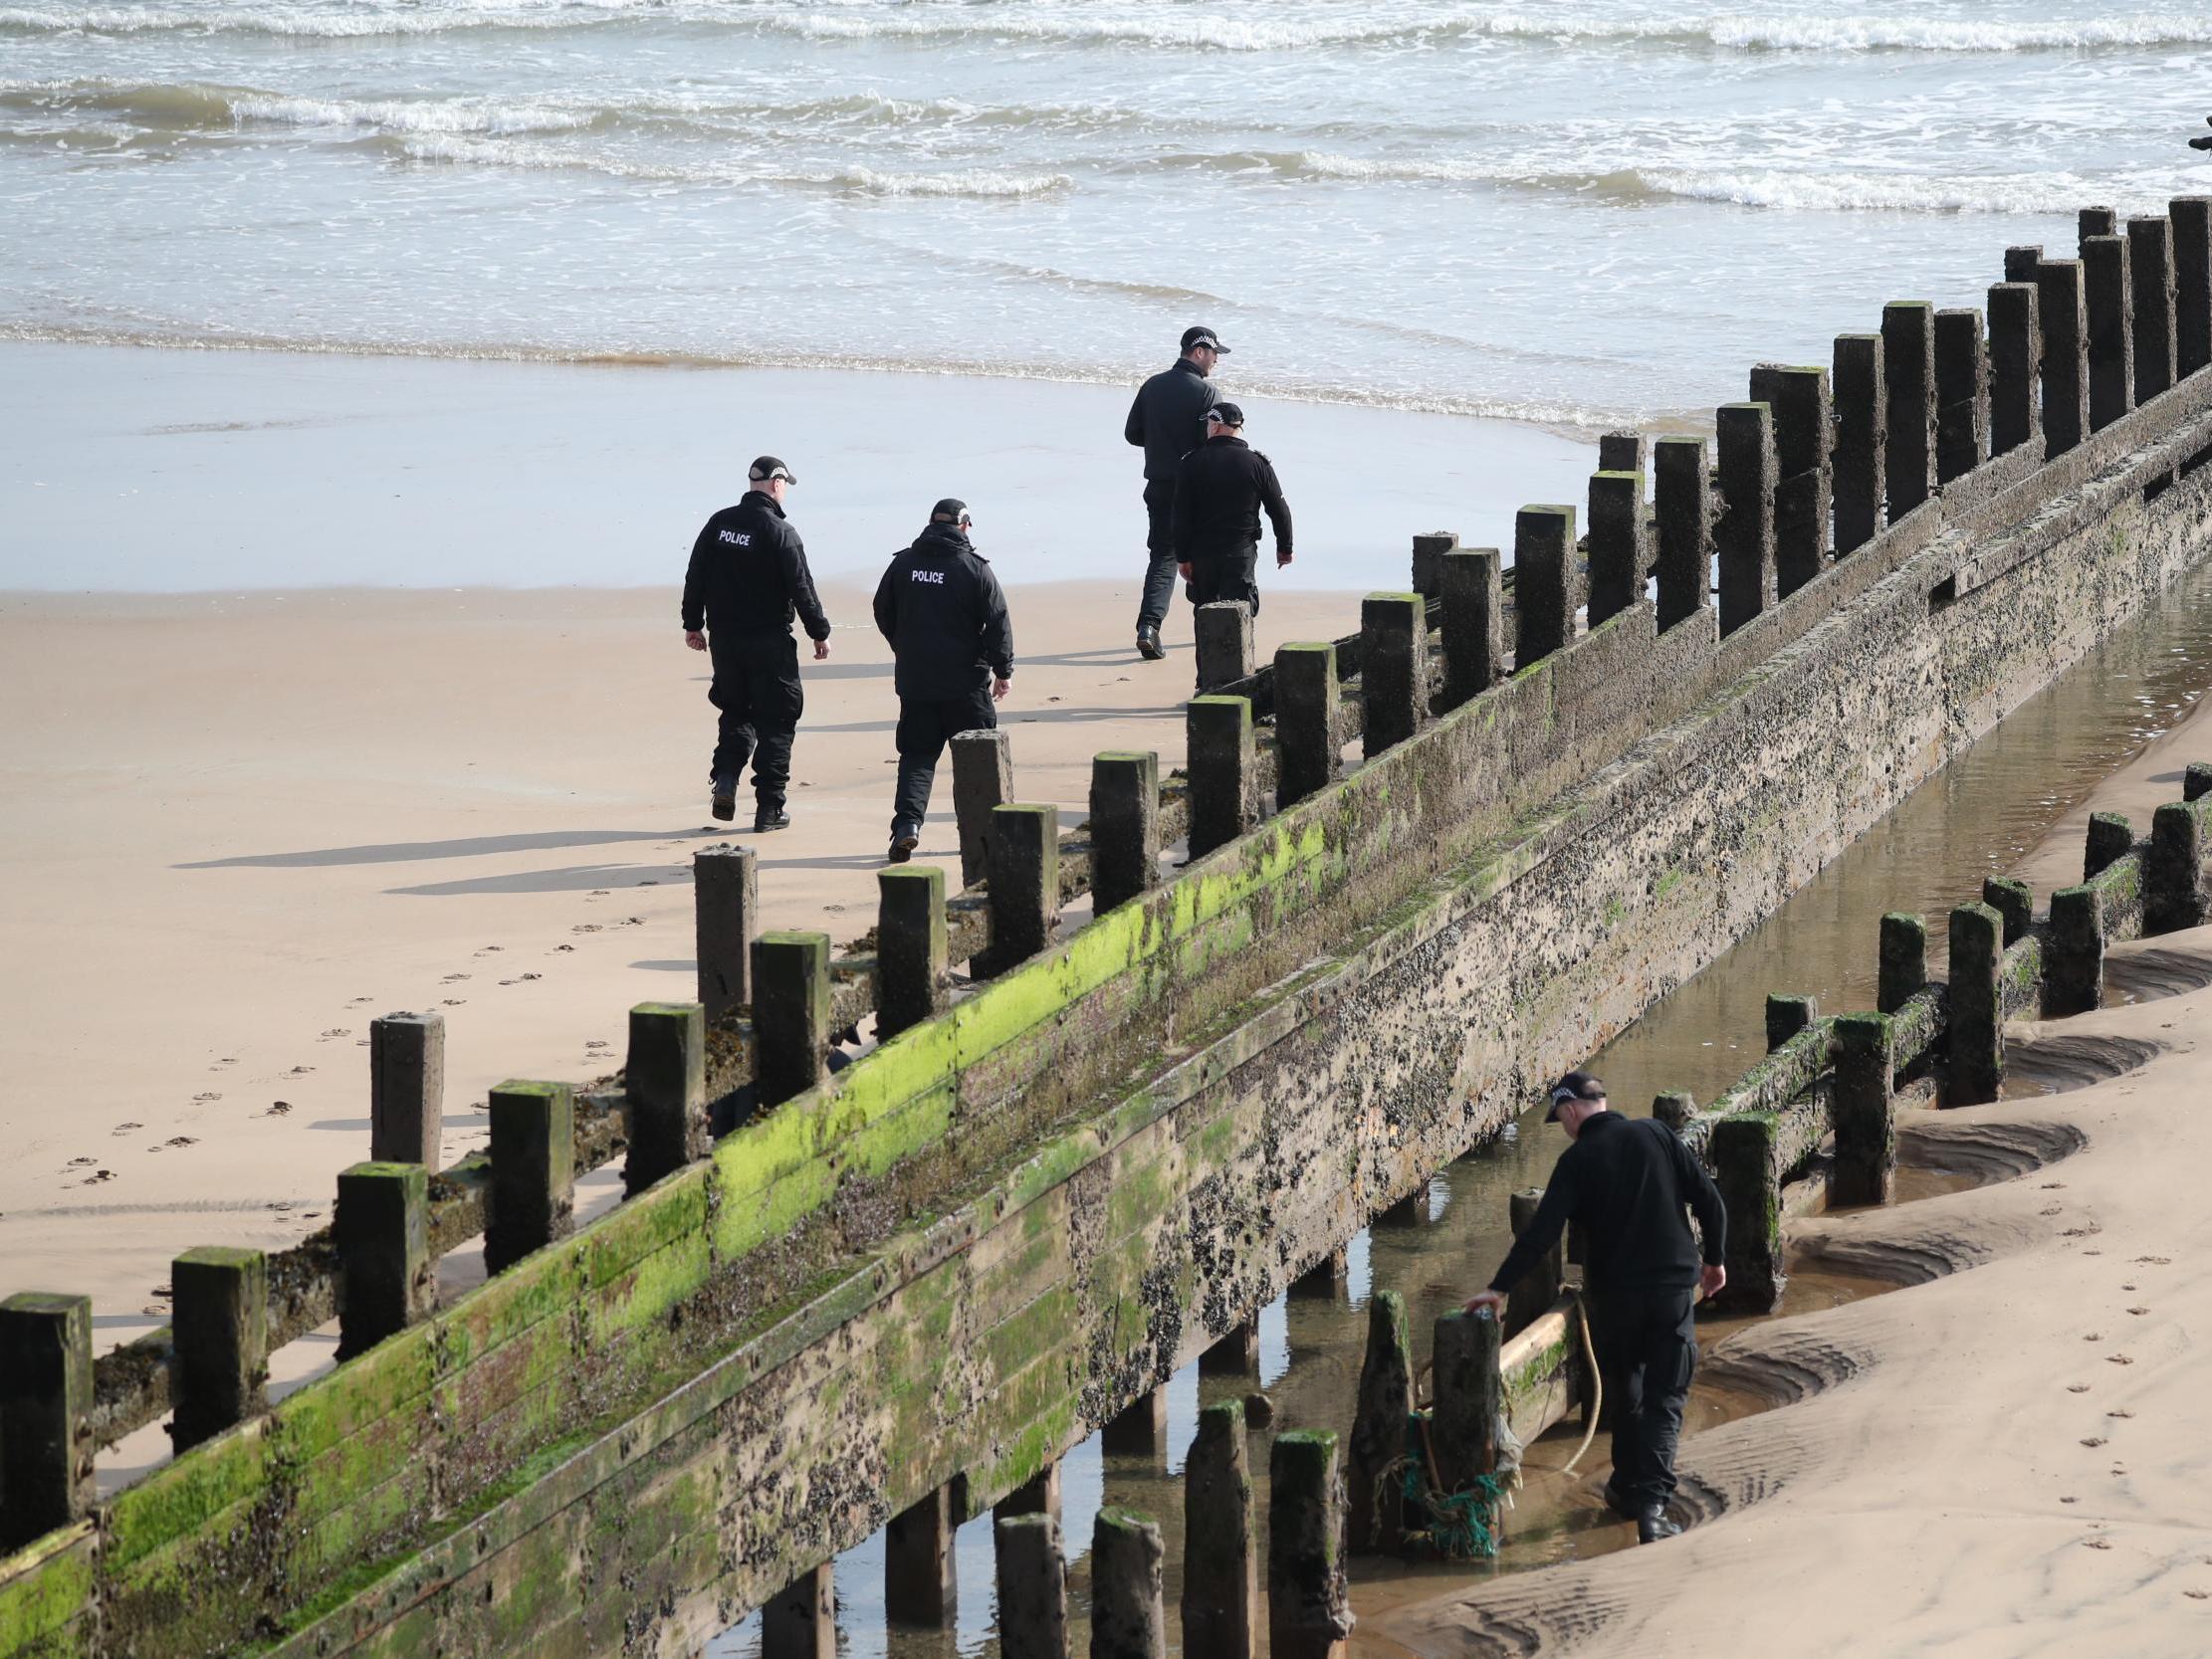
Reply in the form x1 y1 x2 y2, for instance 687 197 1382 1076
681 456 831 832
1172 402 1292 627
872 499 1013 864
1124 325 1226 662
1461 1071 1728 1546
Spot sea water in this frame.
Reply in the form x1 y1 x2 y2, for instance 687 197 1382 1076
4 0 2210 433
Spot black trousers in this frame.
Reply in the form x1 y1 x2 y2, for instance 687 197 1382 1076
1587 1285 1697 1510
892 687 996 837
1138 478 1179 631
708 631 802 807
1189 540 1261 615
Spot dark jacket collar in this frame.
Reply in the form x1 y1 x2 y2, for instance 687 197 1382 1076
1173 357 1209 377
1209 434 1250 451
1574 1110 1625 1141
744 489 786 518
912 521 973 557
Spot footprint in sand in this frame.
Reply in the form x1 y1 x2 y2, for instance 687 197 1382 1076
319 1028 349 1040
80 1169 113 1185
112 1122 142 1135
637 879 659 887
442 998 466 1006
2134 1255 2172 1265
192 1092 219 1103
2107 1409 2134 1419
555 944 575 953
589 890 609 897
585 1040 608 1050
2068 1383 2092 1393
2082 1437 2107 1448
573 924 601 933
2085 1333 2102 1343
442 973 470 983
68 1155 96 1166
265 1101 292 1117
2107 1353 2135 1365
2084 1538 2113 1551
477 945 504 954
165 1137 196 1148
287 1065 314 1076
2187 1590 2210 1601
2127 1306 2150 1315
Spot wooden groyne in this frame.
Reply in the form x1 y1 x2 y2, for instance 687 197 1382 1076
6 198 2212 1658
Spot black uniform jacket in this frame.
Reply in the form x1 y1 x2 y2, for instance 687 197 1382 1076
871 522 1015 702
1124 358 1220 481
1172 436 1293 562
681 491 831 641
1486 1112 1727 1297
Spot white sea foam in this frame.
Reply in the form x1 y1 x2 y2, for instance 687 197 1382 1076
231 92 595 136
397 132 1072 197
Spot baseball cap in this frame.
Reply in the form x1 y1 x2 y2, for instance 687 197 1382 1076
930 497 972 525
1182 325 1230 355
749 456 798 486
1544 1070 1606 1123
1206 402 1246 428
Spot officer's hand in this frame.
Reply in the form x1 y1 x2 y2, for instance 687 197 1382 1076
684 630 707 652
1277 549 1294 568
1459 1290 1506 1319
812 638 831 661
992 677 1011 704
1178 561 1193 580
1698 1263 1727 1302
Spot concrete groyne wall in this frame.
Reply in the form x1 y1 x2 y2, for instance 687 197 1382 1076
5 200 2212 1658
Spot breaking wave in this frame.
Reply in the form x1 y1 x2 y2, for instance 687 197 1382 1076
397 131 1072 196
5 3 2208 53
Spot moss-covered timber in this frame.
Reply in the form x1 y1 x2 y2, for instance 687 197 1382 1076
7 350 2212 1659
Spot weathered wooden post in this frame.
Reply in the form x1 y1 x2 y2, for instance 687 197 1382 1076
2085 232 2135 429
1882 302 1937 520
2146 799 2212 933
2128 216 2178 404
2037 260 2090 456
979 803 1059 975
1347 1290 1412 1555
1934 308 1990 484
761 1563 835 1659
1196 601 1256 693
1093 1508 1168 1659
1088 751 1160 913
1878 912 1928 1015
2003 245 2042 284
1290 1244 1350 1300
1749 363 1832 595
2047 885 2104 1017
368 1009 443 1170
1188 697 1256 858
1947 902 2005 1106
885 1484 958 1627
1438 548 1503 707
2085 812 2134 881
1103 1387 1169 1462
1715 403 1777 636
759 943 833 1091
2188 761 2212 804
0 1293 93 1550
1273 645 1339 806
693 843 758 1022
334 1161 429 1357
1982 876 2034 947
170 1245 268 1451
2081 205 2118 245
876 865 948 1038
1708 1116 1783 1311
624 999 707 1192
1268 1430 1352 1659
995 1514 1067 1659
1183 1400 1258 1659
2173 197 2212 380
1513 505 1577 666
1200 1316 1260 1376
1411 529 1458 599
1831 1013 1896 1207
1654 435 1713 624
485 1080 574 1273
1431 1308 1501 1499
1764 992 1818 1053
1360 593 1427 756
1653 1090 1695 1131
1832 335 1886 553
950 727 1013 890
1504 1189 1563 1338
1988 281 2042 459
996 1461 1062 1527
1587 468 1645 627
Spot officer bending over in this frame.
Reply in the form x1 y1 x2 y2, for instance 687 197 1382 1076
1461 1071 1727 1546
1123 325 1226 661
681 456 831 832
1173 402 1292 625
872 498 1013 864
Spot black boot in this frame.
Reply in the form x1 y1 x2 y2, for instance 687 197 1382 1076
1602 1480 1639 1522
1637 1504 1681 1545
710 773 737 822
1136 623 1165 661
755 801 790 833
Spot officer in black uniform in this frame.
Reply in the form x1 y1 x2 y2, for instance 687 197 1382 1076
1462 1071 1729 1546
681 456 831 832
1123 325 1225 662
872 498 1014 863
1171 402 1292 624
